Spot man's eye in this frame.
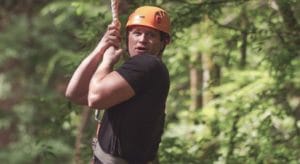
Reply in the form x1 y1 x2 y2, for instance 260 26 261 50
148 33 156 38
133 31 141 35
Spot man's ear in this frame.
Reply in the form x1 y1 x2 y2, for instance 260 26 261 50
164 37 171 44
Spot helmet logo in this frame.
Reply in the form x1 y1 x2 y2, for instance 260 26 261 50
133 15 145 22
155 11 166 24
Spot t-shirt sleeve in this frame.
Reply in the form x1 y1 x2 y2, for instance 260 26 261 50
116 55 159 94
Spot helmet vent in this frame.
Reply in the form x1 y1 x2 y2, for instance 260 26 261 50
155 11 166 24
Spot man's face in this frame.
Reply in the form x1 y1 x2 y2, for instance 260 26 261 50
127 26 165 57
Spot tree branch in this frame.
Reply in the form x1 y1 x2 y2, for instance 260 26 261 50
208 15 242 31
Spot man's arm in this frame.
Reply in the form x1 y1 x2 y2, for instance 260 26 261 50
65 24 121 105
88 47 135 109
65 50 102 105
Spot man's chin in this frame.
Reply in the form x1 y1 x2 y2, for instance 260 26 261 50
130 50 158 57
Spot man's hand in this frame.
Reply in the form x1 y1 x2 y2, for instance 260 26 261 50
93 23 121 56
101 46 123 67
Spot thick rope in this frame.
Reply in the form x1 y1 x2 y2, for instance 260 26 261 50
111 0 119 22
111 0 121 29
94 0 121 133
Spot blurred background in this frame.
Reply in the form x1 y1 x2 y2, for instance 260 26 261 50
0 0 299 163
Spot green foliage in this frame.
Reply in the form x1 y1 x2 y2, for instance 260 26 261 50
159 0 299 163
160 70 300 163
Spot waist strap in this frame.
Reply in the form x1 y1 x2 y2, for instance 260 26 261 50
92 138 128 164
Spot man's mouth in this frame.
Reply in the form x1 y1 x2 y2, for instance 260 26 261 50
135 47 148 53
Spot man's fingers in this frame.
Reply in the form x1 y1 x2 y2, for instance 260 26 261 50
108 30 121 38
115 48 123 56
105 28 121 43
107 36 121 43
108 41 120 49
107 24 120 33
101 34 121 47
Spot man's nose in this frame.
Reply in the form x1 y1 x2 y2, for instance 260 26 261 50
138 33 147 42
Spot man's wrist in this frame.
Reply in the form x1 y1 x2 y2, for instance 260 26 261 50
91 41 107 56
99 61 114 71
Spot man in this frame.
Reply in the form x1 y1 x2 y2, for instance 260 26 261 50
65 6 171 164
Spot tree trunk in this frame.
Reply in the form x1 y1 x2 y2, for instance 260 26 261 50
202 53 214 106
274 0 300 47
189 63 202 111
274 0 299 32
239 5 249 68
240 30 248 68
189 51 202 111
210 57 221 87
274 0 300 135
73 107 91 164
189 53 221 110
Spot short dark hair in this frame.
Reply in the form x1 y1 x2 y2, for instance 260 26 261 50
160 31 170 42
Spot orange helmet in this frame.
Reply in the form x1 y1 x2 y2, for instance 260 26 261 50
126 6 171 36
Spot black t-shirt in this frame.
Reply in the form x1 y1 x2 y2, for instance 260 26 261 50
98 54 170 163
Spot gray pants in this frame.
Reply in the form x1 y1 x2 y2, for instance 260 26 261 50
92 138 159 164
92 138 128 164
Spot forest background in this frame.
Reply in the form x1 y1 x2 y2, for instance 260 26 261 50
0 0 299 163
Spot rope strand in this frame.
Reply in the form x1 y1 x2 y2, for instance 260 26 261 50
111 0 121 29
111 0 119 21
93 0 121 128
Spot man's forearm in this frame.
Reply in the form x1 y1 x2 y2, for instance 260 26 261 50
65 21 121 105
65 49 103 104
88 62 114 105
